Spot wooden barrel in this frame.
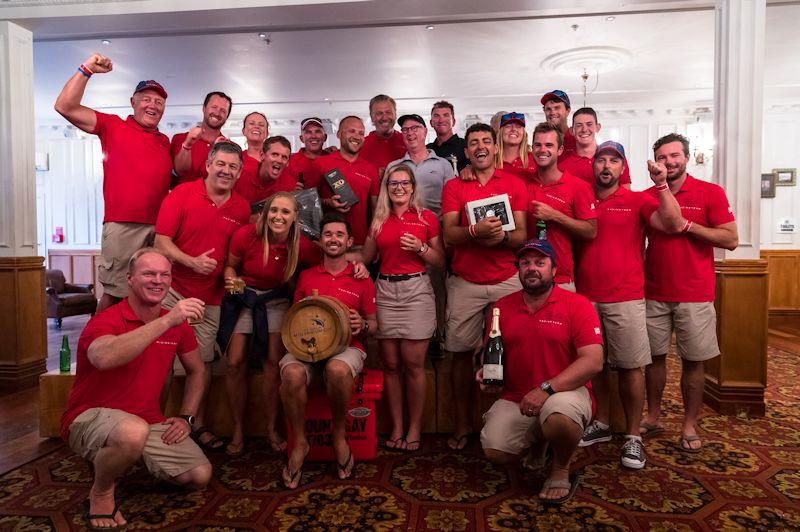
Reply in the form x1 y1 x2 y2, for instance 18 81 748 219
281 291 352 363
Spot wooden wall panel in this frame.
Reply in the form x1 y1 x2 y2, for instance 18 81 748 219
760 249 800 314
47 249 101 298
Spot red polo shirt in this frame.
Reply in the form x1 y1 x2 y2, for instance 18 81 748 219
61 299 197 441
497 156 536 181
92 112 172 225
286 149 324 189
360 131 406 170
558 130 577 163
644 175 735 302
170 132 213 186
234 165 297 207
559 153 632 188
294 262 377 351
316 152 380 246
526 171 597 284
491 288 603 404
441 171 528 285
373 208 440 275
575 188 658 303
155 179 250 304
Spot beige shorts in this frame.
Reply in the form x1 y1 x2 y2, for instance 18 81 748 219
233 297 290 334
68 407 209 481
98 222 155 298
162 288 220 363
279 347 365 385
593 299 651 369
558 281 576 292
444 273 522 353
480 388 592 455
646 300 720 362
375 275 436 339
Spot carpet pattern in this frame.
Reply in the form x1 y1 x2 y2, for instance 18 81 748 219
1 347 799 531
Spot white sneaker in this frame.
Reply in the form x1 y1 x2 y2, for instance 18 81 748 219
621 437 646 469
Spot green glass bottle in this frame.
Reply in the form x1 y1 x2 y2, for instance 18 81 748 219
536 219 547 240
59 335 71 373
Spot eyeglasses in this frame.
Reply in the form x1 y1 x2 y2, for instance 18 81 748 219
387 180 413 189
400 125 425 134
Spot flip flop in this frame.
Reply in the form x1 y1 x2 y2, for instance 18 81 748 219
191 426 225 452
640 422 665 438
679 434 702 453
336 452 355 480
384 436 404 451
225 440 245 456
85 501 124 530
447 433 470 451
403 439 422 452
282 465 302 490
268 434 288 454
540 474 580 506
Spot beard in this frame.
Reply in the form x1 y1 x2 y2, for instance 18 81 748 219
595 172 619 189
521 273 554 296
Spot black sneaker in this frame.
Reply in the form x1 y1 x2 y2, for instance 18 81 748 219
621 437 646 469
579 421 612 447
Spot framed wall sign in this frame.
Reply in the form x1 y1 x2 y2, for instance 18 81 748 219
761 172 776 198
773 168 796 187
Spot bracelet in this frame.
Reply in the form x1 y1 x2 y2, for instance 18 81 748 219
656 183 668 191
77 64 93 78
468 224 476 238
181 144 192 151
418 243 429 254
682 220 693 233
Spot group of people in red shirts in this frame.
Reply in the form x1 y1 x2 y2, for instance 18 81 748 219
54 52 738 528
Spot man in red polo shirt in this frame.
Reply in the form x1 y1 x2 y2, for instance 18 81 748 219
171 91 233 186
280 213 377 489
477 239 603 505
527 122 597 291
360 94 406 173
155 141 250 452
559 107 632 189
574 141 683 469
234 136 294 212
441 122 528 451
285 117 327 189
62 248 210 530
316 116 380 247
54 53 173 312
642 133 738 453
541 89 576 163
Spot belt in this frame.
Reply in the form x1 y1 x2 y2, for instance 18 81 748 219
378 271 427 282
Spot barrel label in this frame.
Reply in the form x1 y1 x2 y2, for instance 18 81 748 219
348 406 372 418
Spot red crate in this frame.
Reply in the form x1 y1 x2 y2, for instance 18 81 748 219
285 369 384 461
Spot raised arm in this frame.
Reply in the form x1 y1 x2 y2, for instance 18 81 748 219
53 53 113 133
646 160 684 233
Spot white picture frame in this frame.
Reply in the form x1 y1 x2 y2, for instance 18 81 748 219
465 193 516 232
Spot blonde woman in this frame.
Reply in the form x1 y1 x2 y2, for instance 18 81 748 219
360 165 445 451
496 112 535 180
220 192 300 455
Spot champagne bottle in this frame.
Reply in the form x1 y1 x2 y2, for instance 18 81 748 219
482 308 504 387
59 335 71 373
536 219 547 240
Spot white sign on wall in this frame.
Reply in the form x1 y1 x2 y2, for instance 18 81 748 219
777 217 797 233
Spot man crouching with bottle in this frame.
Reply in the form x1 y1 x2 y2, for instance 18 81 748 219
476 239 603 505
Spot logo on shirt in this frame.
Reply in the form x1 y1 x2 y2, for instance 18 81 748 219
594 327 601 335
543 194 567 206
607 207 633 213
337 287 360 299
156 340 178 346
589 202 596 210
680 205 702 212
221 215 243 226
539 319 564 327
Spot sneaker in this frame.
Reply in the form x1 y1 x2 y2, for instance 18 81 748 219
621 437 646 469
579 421 612 447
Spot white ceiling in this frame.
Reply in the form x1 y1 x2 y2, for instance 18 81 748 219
26 1 800 124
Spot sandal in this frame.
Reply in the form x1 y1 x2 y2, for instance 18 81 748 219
85 501 124 531
225 439 245 456
282 465 302 490
403 439 422 452
268 434 288 454
447 433 470 451
336 452 355 480
640 422 665 438
679 434 702 453
384 436 404 451
540 474 580 506
191 426 225 452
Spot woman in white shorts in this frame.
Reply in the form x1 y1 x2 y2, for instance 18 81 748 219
360 165 445 451
221 192 301 455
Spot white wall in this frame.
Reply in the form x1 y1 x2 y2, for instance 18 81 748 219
760 109 800 249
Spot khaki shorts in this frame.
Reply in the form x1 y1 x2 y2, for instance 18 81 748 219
279 347 365 385
68 407 209 481
444 273 522 353
233 297 290 334
646 300 720 362
480 388 592 455
594 299 651 369
162 288 220 363
558 281 576 292
98 222 155 298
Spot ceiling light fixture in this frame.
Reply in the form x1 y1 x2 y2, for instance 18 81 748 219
323 98 330 101
101 39 111 45
605 16 616 21
258 32 267 38
425 25 435 30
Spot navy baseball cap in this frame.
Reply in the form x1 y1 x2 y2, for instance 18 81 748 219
516 239 557 265
595 140 626 160
540 89 570 108
134 80 167 99
500 112 526 128
398 114 426 127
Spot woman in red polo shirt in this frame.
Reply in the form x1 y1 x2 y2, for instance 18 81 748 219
360 165 445 451
240 111 269 184
221 191 300 456
496 112 535 180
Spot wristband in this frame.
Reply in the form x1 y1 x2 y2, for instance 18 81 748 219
418 243 428 254
78 64 93 78
181 144 192 151
682 220 693 233
468 224 476 238
655 183 668 191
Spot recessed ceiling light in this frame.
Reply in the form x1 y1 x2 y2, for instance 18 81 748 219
101 39 111 45
323 98 330 101
258 32 267 39
440 93 446 97
605 16 616 21
425 25 435 31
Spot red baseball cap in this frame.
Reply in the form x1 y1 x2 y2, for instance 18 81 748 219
134 80 168 100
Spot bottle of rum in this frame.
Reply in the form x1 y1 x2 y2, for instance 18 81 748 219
482 308 504 387
59 335 71 373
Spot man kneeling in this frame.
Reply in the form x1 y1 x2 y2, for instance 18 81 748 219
280 213 377 489
477 239 603 505
61 248 211 530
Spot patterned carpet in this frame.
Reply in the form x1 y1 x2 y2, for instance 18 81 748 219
1 348 799 531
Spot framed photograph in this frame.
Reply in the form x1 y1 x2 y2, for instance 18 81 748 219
761 173 776 198
466 193 516 232
773 168 796 187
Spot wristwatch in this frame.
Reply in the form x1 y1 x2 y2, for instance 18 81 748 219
178 414 196 427
362 320 370 334
540 382 556 396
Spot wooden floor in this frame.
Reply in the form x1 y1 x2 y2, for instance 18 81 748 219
1 314 798 475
